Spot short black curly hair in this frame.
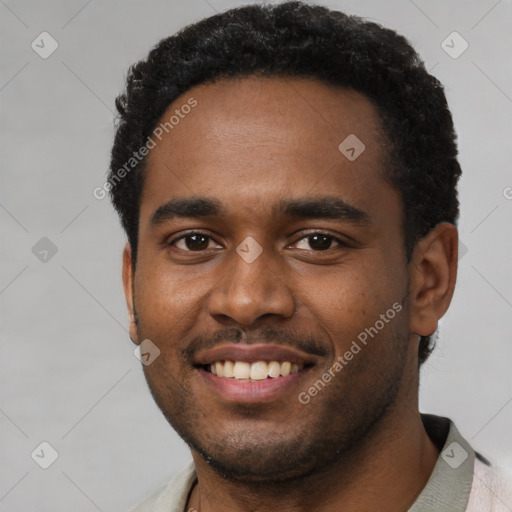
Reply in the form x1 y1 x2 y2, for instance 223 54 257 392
108 1 461 365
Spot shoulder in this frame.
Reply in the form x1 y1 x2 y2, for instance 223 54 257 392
466 455 512 512
129 461 197 512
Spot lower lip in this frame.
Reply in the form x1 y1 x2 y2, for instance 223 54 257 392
198 367 310 403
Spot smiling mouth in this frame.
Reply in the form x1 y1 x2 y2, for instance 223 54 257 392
202 360 310 380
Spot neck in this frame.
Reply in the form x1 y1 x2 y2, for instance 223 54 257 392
187 362 439 512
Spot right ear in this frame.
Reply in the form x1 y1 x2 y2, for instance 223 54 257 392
122 243 140 345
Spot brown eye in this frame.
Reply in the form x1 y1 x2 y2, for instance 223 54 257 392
171 233 218 251
294 233 343 251
184 234 209 251
307 234 333 251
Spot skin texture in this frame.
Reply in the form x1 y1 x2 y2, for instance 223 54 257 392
122 76 458 511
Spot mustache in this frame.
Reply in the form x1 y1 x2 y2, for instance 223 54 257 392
181 325 329 362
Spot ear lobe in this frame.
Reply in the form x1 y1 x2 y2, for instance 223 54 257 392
408 223 458 338
122 243 140 346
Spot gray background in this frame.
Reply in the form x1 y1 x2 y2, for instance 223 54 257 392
1 0 511 510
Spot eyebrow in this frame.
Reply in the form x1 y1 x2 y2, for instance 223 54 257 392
150 197 222 225
278 197 370 224
149 196 370 226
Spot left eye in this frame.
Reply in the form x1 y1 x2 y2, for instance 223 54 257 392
292 234 344 251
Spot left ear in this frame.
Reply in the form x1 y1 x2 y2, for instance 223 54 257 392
408 222 458 337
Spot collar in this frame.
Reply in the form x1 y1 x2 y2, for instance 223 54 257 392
408 414 476 511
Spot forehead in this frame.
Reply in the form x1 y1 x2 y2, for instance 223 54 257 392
140 76 395 224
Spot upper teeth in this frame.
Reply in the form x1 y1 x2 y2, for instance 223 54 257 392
210 361 304 380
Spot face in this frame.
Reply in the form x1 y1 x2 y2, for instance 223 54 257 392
124 76 418 482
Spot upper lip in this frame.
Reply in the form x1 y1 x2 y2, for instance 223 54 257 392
194 343 318 366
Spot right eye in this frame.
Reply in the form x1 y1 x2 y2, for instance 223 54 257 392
167 232 222 252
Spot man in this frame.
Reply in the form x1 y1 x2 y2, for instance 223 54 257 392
107 2 510 511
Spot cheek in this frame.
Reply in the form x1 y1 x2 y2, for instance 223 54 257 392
133 261 214 352
295 258 406 349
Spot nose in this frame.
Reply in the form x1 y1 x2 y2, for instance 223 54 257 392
207 245 295 327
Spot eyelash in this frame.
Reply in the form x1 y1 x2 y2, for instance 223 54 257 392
166 230 349 252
